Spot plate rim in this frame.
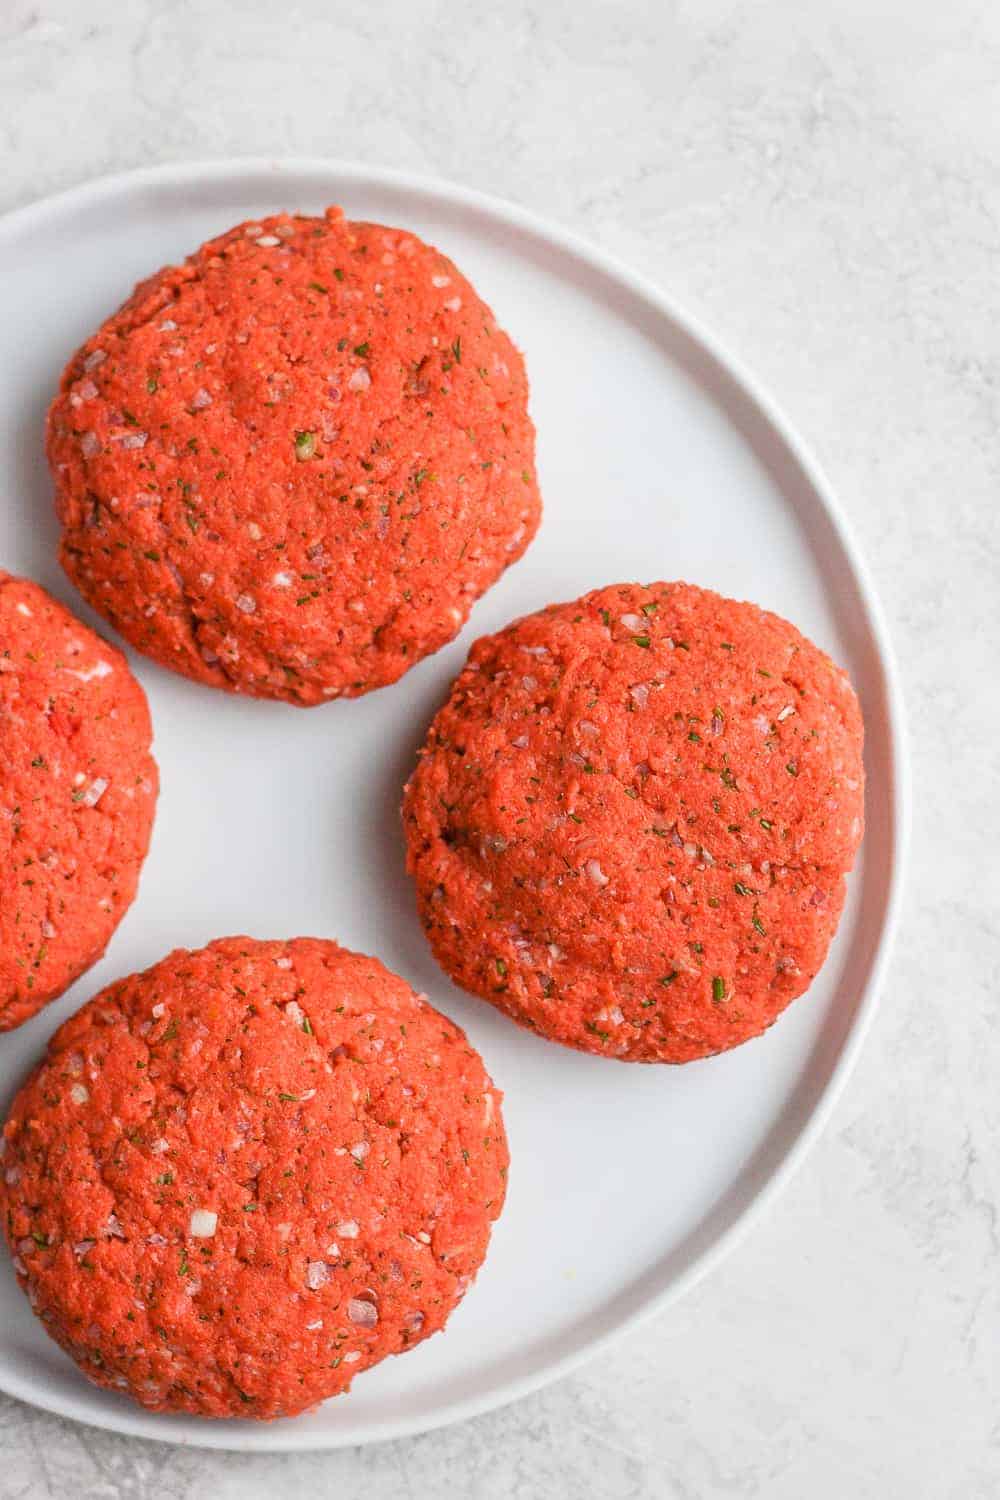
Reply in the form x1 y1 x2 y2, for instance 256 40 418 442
0 155 910 1451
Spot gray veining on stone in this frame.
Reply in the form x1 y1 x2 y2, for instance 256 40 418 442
1 2 998 1496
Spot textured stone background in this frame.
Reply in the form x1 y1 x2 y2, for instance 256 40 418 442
1 2 997 1496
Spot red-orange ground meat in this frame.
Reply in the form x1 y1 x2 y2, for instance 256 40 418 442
47 209 541 705
0 937 508 1418
403 582 865 1063
0 573 157 1031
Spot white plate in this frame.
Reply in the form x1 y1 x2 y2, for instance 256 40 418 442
0 160 908 1451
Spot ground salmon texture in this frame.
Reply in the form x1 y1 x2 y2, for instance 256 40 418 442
0 573 157 1031
0 937 508 1419
46 207 541 705
404 581 865 1063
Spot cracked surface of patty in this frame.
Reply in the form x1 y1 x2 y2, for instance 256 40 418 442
403 581 865 1063
0 936 508 1419
46 207 541 705
0 572 157 1031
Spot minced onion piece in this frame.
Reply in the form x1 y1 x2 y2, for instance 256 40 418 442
347 1297 378 1327
306 1260 330 1290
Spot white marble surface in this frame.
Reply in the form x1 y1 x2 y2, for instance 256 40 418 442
0 1 996 1495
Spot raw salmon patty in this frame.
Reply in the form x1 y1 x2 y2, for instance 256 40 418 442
0 573 157 1031
0 937 508 1418
47 208 541 705
403 582 865 1062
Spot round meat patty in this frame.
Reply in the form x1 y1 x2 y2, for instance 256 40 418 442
0 937 509 1419
46 207 541 705
0 572 157 1031
403 581 865 1063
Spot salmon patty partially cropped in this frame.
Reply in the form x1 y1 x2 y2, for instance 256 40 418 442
0 573 157 1031
0 937 508 1418
403 582 865 1063
46 208 541 705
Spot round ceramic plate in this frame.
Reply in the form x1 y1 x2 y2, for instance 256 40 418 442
0 160 907 1450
